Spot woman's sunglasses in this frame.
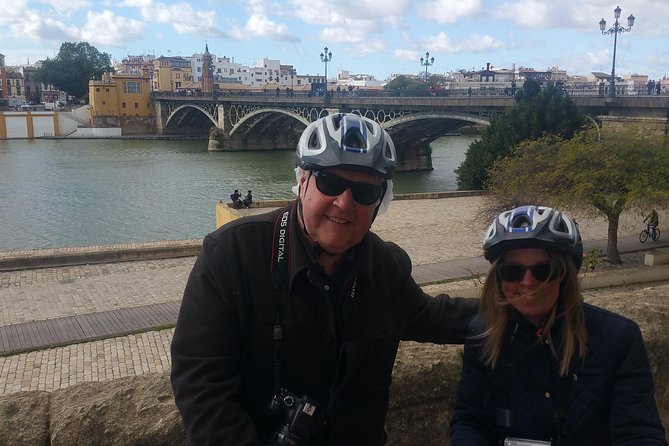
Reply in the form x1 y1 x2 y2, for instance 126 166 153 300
312 170 384 206
497 262 554 282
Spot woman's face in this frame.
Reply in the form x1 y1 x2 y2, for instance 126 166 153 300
499 248 561 326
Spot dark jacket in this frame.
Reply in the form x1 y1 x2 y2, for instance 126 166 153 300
171 203 478 445
451 304 667 445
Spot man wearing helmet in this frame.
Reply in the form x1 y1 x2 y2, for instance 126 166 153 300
171 113 478 445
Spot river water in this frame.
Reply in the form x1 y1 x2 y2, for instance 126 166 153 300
0 135 476 250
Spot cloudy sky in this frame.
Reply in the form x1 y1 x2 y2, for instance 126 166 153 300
1 0 668 80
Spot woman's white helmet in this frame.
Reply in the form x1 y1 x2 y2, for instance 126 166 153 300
296 113 396 178
483 205 583 270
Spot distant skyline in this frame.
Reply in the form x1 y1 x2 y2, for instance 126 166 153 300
1 0 668 80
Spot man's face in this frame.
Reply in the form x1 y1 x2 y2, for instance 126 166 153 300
298 168 384 255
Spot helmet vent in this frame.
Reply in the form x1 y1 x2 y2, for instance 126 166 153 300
343 128 365 149
308 132 320 149
332 114 343 131
511 215 532 229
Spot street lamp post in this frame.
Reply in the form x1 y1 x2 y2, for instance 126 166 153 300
320 46 332 94
420 52 434 82
599 5 635 98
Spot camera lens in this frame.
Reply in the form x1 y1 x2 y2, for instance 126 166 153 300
283 395 295 407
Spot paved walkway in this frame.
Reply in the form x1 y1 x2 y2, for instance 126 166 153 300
0 196 667 396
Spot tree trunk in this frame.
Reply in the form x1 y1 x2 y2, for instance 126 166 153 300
607 213 622 264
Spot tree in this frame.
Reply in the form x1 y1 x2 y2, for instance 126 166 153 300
483 125 669 263
383 74 445 96
455 78 585 190
35 42 113 99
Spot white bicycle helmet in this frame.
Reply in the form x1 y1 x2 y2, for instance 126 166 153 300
483 205 583 269
296 113 396 178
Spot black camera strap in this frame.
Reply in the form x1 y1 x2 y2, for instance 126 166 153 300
270 204 295 393
269 203 350 419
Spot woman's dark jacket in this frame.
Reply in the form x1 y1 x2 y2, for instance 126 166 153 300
170 203 479 445
451 304 667 445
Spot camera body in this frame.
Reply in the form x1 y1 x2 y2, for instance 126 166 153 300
267 388 324 445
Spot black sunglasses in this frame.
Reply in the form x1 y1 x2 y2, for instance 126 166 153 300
497 262 554 282
312 170 384 206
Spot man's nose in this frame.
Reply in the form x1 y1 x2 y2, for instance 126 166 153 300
333 187 356 209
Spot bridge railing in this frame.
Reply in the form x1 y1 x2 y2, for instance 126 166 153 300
152 86 666 101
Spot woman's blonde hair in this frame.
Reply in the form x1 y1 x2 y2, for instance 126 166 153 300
478 250 587 376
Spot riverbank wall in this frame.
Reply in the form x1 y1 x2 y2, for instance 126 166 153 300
0 282 666 445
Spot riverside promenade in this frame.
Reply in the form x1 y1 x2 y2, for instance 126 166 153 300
1 195 668 396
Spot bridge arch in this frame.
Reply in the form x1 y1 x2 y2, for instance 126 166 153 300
228 107 311 138
164 104 218 130
381 111 490 129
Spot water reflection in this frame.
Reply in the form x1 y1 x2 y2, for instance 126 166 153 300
0 135 476 249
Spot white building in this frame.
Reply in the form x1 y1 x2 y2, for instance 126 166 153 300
336 70 384 88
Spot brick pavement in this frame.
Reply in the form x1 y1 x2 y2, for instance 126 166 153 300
0 196 667 396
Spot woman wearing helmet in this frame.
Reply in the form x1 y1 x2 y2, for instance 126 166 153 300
450 205 666 445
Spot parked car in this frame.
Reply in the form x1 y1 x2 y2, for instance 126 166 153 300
19 103 33 111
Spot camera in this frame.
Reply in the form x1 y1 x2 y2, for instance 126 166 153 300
267 388 324 445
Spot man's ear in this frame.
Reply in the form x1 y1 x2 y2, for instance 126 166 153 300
298 173 309 198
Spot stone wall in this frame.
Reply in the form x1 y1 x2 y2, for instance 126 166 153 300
1 294 666 445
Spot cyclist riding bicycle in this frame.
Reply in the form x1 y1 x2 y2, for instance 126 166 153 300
644 209 659 235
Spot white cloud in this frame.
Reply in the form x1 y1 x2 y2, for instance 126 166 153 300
81 10 145 47
586 49 611 70
121 0 223 36
216 0 298 42
423 31 504 53
0 0 29 25
290 0 409 24
394 49 419 60
348 40 386 58
39 0 92 16
9 11 80 42
420 0 483 24
245 13 298 42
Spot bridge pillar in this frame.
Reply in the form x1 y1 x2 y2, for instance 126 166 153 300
155 102 167 135
217 104 227 132
395 144 433 172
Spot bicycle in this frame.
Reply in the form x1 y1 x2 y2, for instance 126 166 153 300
639 225 661 243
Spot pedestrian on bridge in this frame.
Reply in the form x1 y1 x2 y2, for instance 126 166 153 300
171 113 478 445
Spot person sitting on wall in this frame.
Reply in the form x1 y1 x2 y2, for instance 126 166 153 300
243 190 253 208
230 189 243 209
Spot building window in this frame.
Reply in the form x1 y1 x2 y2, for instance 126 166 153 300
122 102 126 108
123 81 141 94
96 88 100 92
102 101 106 105
106 88 110 92
134 102 139 108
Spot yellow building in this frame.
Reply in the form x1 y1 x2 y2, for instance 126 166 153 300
152 56 193 93
88 70 153 119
